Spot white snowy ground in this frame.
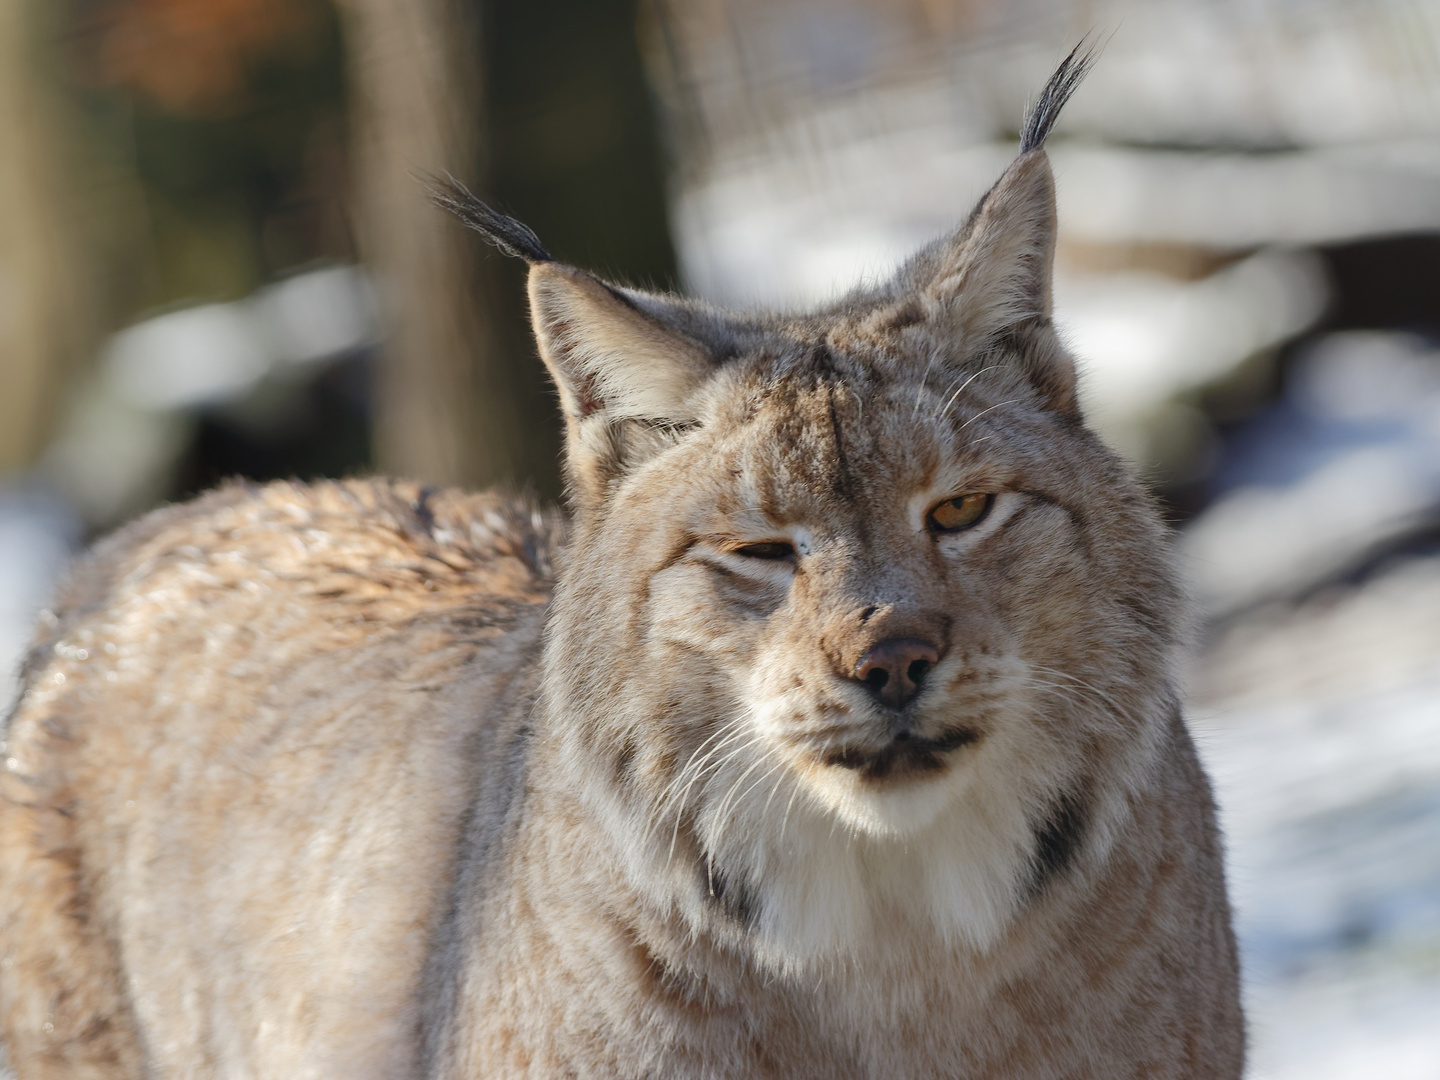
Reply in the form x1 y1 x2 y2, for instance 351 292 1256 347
0 491 77 694
1191 555 1440 1079
0 487 1437 1077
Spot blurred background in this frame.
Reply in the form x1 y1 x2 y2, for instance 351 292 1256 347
1 0 1439 1076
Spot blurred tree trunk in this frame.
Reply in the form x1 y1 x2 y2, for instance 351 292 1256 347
336 0 522 489
476 0 680 500
0 0 91 475
336 0 677 496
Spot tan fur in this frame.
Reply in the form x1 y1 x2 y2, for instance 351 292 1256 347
0 482 559 1078
0 72 1243 1078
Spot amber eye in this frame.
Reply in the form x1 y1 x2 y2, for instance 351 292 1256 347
732 541 796 560
927 493 993 533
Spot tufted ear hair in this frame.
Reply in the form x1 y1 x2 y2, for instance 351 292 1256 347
432 177 735 510
527 263 721 507
923 150 1076 415
899 44 1094 417
526 263 713 424
926 150 1058 343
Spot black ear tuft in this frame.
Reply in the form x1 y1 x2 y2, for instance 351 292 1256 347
428 175 553 263
1019 40 1098 154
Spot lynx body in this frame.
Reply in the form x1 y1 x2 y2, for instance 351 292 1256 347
0 54 1243 1078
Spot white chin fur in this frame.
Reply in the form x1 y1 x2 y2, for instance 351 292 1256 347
802 759 966 837
701 765 1032 968
682 704 1040 968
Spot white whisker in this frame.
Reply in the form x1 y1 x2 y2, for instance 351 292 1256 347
911 350 940 418
954 398 1021 431
932 363 1003 421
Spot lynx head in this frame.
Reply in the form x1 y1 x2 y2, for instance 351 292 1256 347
438 47 1180 968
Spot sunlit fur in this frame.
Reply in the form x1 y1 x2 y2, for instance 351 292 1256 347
540 332 1180 970
0 52 1242 1080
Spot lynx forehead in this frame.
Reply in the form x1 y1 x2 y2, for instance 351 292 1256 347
0 46 1243 1080
529 253 1179 961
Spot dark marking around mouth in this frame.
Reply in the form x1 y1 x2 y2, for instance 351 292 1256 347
704 862 756 929
1025 784 1091 901
823 726 981 780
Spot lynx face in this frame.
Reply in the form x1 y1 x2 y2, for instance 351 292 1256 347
444 125 1180 965
546 326 1176 964
627 365 1126 844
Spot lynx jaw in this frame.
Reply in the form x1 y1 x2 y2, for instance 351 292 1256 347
805 745 977 836
750 695 981 837
821 725 981 780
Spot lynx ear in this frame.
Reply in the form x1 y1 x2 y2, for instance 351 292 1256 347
528 263 712 423
928 150 1057 340
913 45 1094 416
429 178 724 508
528 262 717 507
920 150 1077 416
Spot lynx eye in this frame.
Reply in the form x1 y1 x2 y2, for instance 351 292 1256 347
927 493 993 534
731 541 796 561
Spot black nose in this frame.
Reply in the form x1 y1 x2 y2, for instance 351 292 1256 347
852 638 940 709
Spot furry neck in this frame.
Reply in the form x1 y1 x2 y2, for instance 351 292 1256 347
539 698 1169 982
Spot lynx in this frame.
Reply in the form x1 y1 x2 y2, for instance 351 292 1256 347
0 50 1242 1078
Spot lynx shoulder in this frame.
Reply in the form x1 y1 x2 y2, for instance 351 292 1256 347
0 479 560 1078
1 50 1243 1079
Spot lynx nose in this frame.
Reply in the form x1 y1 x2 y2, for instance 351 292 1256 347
852 638 939 710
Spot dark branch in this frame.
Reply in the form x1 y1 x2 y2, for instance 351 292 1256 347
1020 39 1099 154
427 175 553 263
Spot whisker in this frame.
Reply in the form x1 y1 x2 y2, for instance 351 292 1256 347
912 350 941 418
661 728 752 853
649 717 741 821
954 398 1021 431
1020 665 1143 727
778 777 806 848
669 739 756 868
707 757 791 879
697 739 772 885
649 715 751 854
758 758 791 823
932 363 1004 422
705 750 777 855
667 727 759 830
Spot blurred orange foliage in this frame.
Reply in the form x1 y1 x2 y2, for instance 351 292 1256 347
79 0 322 114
